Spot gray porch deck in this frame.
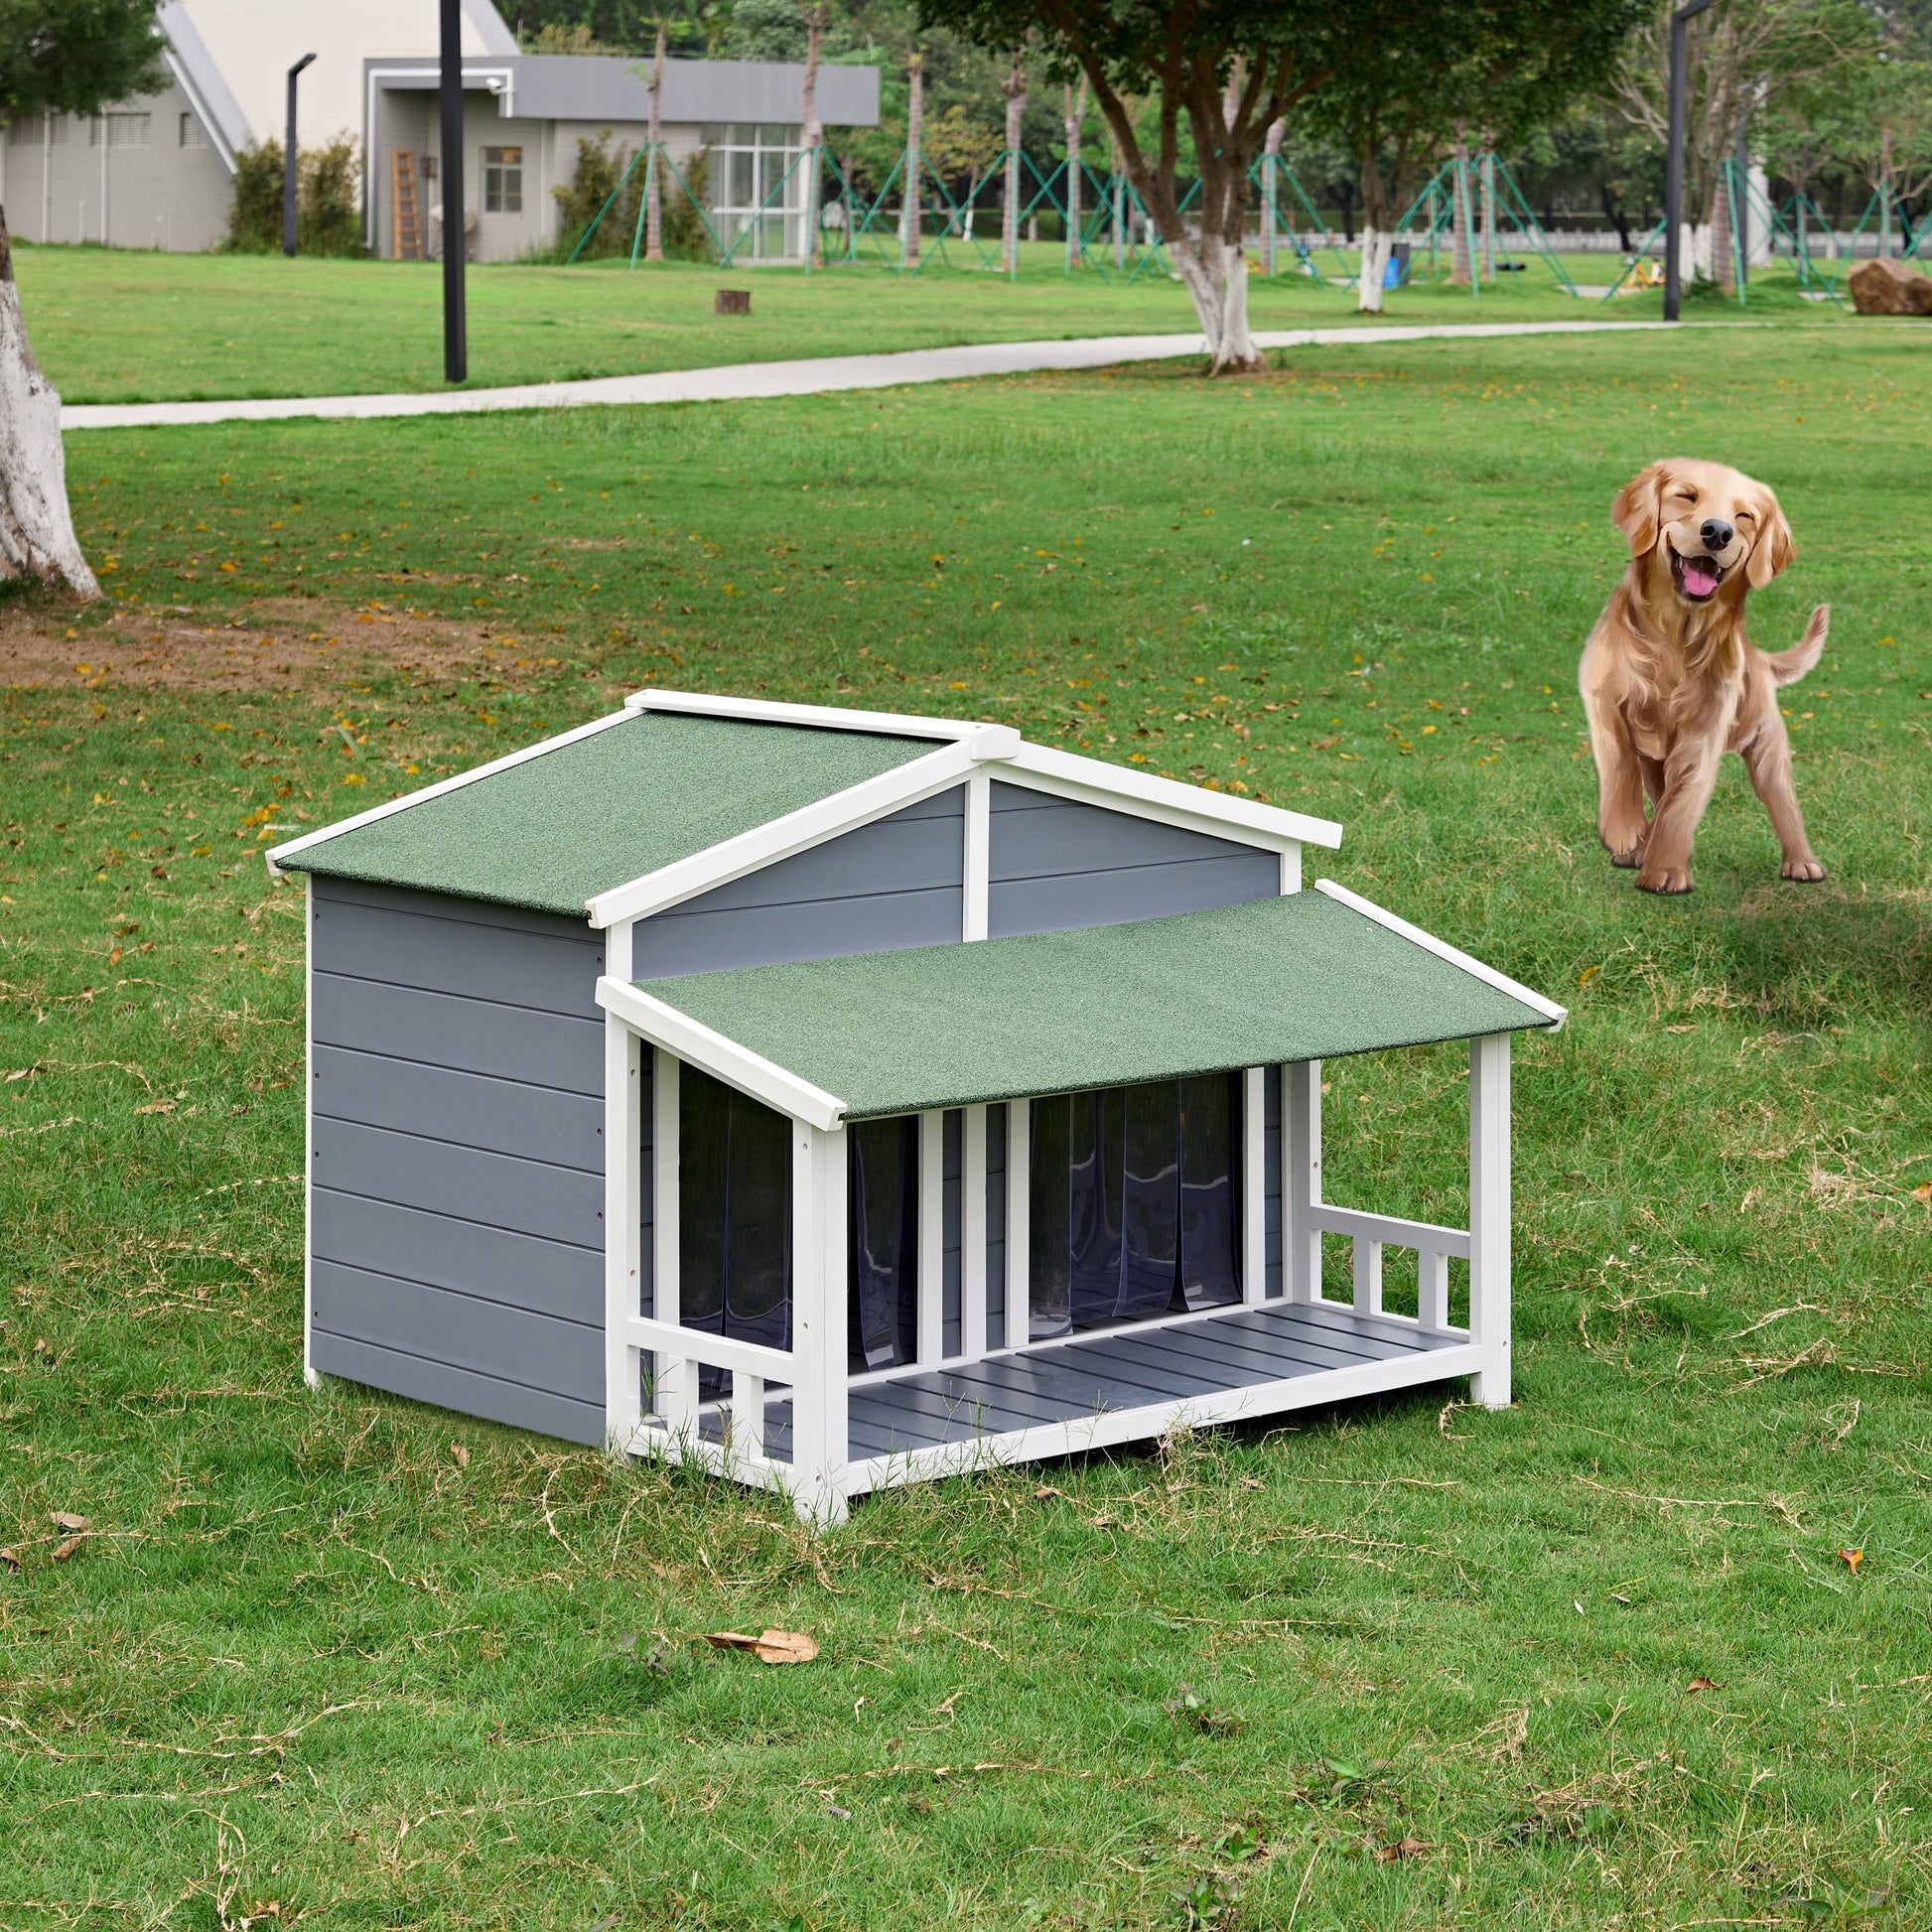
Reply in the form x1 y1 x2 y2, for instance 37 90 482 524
699 1297 1470 1470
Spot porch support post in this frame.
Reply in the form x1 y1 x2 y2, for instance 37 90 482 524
651 1048 693 1438
790 1120 850 1529
1007 1098 1031 1336
961 1103 989 1360
603 922 640 1451
1284 1059 1322 1303
1241 1066 1267 1305
1468 1032 1511 1408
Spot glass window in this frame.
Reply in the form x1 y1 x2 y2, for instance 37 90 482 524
179 110 208 149
1030 1076 1241 1340
106 111 150 148
849 1116 918 1372
710 122 808 260
679 1067 791 1400
482 144 523 213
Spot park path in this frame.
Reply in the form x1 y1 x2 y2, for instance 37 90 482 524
61 319 1678 433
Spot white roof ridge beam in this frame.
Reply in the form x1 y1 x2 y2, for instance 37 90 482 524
999 743 1343 851
597 976 845 1131
265 708 635 881
1312 879 1569 1031
586 733 1006 928
626 686 1019 748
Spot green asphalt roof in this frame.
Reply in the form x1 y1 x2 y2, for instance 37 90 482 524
280 712 937 916
639 891 1558 1120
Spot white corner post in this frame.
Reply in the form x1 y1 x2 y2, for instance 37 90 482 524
303 877 321 1389
1241 1066 1267 1305
1279 841 1302 895
1468 1032 1512 1408
1006 1098 1031 1336
916 1109 944 1365
789 1121 850 1529
1284 1059 1322 1303
603 920 642 1451
651 1047 692 1439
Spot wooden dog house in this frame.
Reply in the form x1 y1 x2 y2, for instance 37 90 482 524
269 690 1565 1526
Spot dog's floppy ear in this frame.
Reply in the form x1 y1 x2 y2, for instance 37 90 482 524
1611 463 1666 556
1748 486 1795 588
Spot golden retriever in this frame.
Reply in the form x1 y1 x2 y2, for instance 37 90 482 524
1580 458 1829 895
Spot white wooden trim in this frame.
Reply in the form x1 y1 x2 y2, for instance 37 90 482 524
917 1110 944 1366
624 686 1021 749
302 879 319 1389
1468 1032 1512 1408
1007 1098 1031 1345
1241 1067 1267 1306
603 921 642 1450
585 734 1011 928
788 1122 850 1529
597 978 845 1131
1419 1250 1450 1333
621 1315 793 1380
651 1050 692 1433
732 1372 765 1473
1308 1203 1470 1261
999 742 1343 850
1312 880 1568 1029
962 769 990 941
844 1343 1486 1498
1279 845 1302 894
266 707 632 877
962 1104 989 1361
1352 1236 1383 1317
1284 1059 1322 1304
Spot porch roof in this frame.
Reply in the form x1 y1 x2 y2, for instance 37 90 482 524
617 883 1565 1122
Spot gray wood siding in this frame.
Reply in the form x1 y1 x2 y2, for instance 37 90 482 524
633 790 965 979
987 782 1280 937
309 878 608 1444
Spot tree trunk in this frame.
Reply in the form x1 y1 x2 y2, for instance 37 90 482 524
1002 52 1026 275
1711 169 1734 292
1263 117 1284 276
902 51 923 269
1449 132 1472 286
1599 184 1631 253
801 5 824 267
644 22 667 262
1112 133 1124 270
1064 79 1084 270
0 210 97 598
1356 227 1390 312
1479 137 1495 282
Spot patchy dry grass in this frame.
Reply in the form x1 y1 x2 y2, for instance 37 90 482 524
1 327 1929 1928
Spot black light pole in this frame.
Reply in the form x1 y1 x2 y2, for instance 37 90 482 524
283 52 316 257
1664 0 1718 322
439 0 467 382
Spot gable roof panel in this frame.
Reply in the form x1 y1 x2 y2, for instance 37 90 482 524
277 712 938 916
609 887 1563 1122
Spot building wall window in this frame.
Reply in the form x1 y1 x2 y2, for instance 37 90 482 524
104 111 151 148
482 145 522 213
6 118 39 147
702 122 807 260
179 111 208 149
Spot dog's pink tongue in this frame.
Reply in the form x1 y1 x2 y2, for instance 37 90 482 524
1683 560 1720 597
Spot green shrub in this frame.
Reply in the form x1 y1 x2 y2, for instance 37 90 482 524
552 130 715 262
224 135 364 256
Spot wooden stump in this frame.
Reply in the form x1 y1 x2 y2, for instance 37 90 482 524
715 289 752 316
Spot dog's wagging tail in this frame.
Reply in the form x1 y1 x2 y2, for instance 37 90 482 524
1580 459 1828 896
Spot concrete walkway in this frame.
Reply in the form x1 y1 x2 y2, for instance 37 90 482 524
62 319 1680 434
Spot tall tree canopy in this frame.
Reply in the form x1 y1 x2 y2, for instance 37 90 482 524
0 0 165 596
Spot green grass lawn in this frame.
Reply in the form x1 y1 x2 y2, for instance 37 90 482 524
3 323 1930 1929
14 239 1836 405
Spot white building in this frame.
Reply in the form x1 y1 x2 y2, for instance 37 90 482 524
0 0 878 263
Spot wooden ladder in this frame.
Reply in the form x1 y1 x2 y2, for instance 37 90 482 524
391 148 423 261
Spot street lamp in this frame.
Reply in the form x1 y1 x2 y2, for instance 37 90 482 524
439 0 466 382
1664 0 1717 322
284 52 317 257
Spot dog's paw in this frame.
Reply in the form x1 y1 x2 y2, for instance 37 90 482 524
1636 866 1694 896
1608 842 1646 870
1781 857 1827 884
1600 820 1649 868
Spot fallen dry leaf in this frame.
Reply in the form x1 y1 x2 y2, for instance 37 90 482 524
1912 1183 1932 1205
706 1628 819 1666
0 1548 18 1572
450 1443 471 1469
1839 1548 1864 1575
1374 1837 1431 1863
133 1100 175 1116
50 1511 88 1532
1686 1676 1719 1695
1033 1484 1061 1500
51 1536 82 1562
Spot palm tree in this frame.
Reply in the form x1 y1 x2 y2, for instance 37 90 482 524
642 3 709 262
